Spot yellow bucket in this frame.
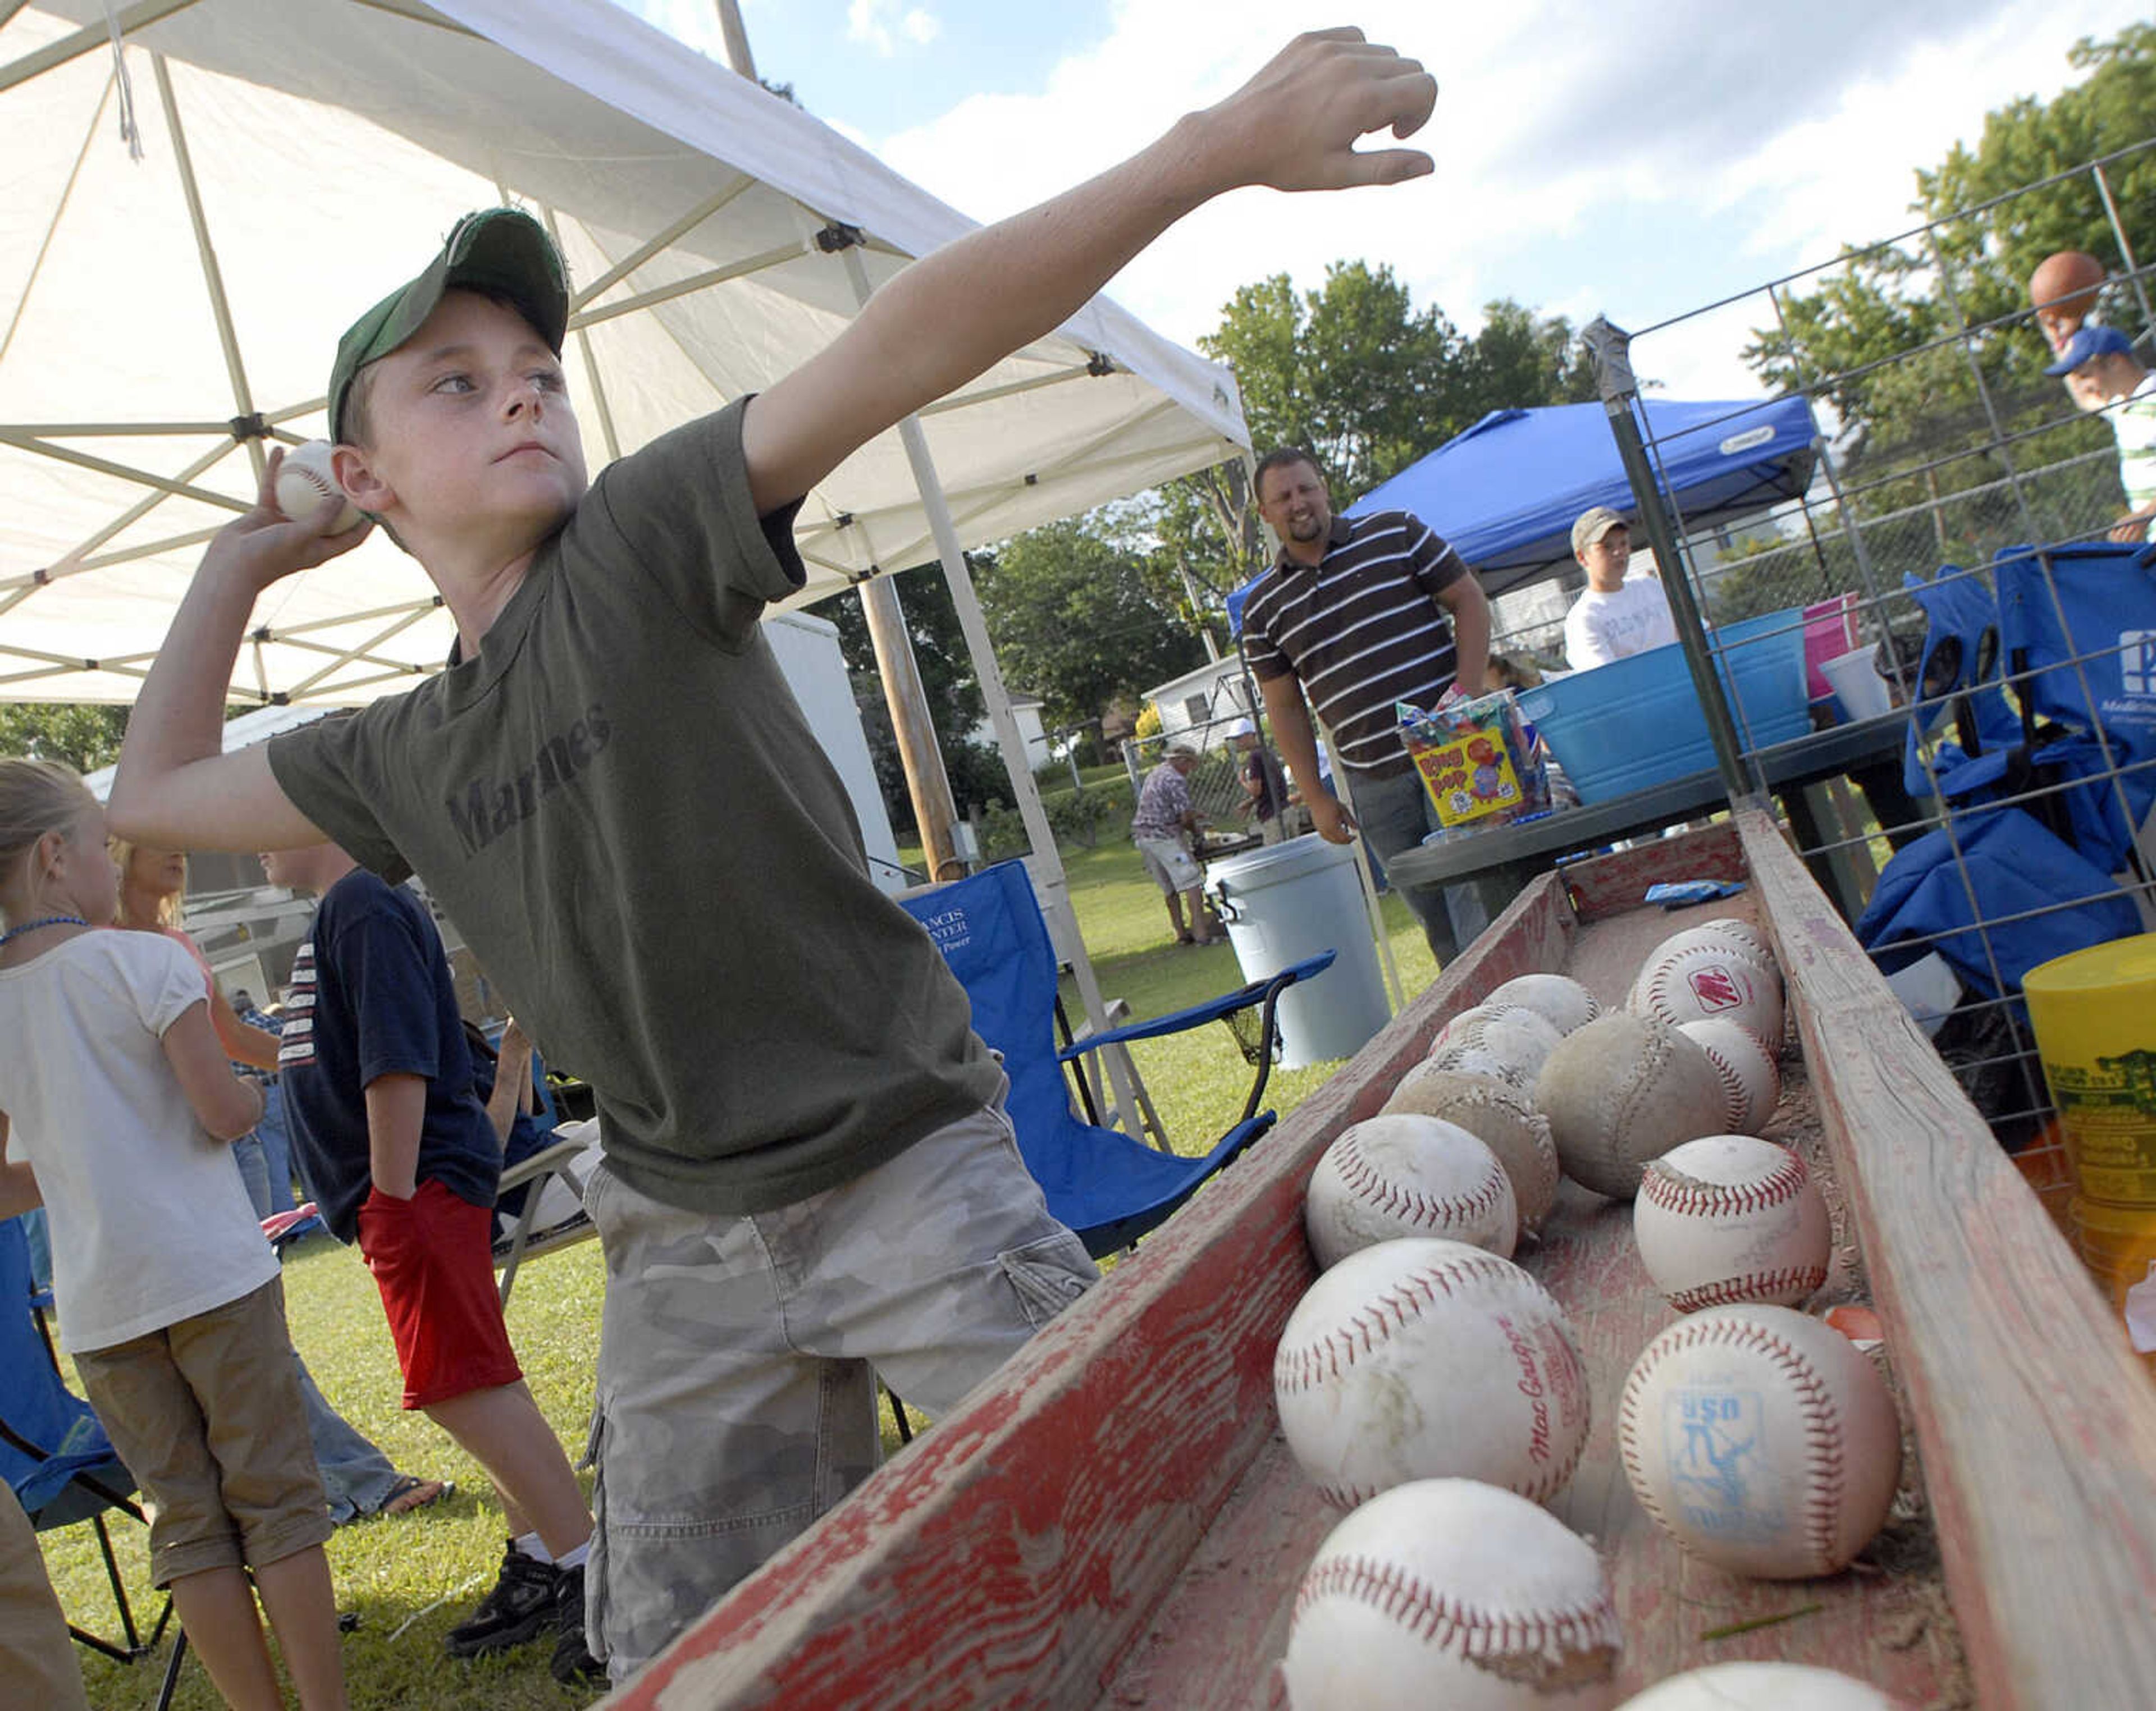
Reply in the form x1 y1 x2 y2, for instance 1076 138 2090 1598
2068 1197 2156 1373
2025 934 2156 1209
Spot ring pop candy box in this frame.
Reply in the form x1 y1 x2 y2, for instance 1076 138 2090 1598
1397 688 1551 835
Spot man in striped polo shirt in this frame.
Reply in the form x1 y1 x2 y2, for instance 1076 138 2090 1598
1243 447 1495 961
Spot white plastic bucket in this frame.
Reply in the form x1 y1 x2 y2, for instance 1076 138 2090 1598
1820 647 1893 722
1204 834 1392 1069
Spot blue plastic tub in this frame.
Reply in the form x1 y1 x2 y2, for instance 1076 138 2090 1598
1515 607 1812 804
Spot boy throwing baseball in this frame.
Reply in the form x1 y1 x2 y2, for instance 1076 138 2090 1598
111 30 1437 1683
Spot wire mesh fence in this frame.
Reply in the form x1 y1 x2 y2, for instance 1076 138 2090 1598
1595 139 2156 1193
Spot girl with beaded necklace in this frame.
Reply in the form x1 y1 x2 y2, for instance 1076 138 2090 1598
0 758 349 1710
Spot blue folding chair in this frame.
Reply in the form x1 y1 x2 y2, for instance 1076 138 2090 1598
897 860 1335 1257
1 1215 181 1703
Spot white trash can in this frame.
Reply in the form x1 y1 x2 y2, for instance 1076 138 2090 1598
1204 834 1392 1069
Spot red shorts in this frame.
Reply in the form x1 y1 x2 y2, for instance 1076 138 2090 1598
356 1179 522 1410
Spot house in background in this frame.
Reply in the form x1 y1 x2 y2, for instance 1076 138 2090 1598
1143 656 1256 751
968 692 1054 774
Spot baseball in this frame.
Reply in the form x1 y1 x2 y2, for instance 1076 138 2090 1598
1431 1004 1563 1087
1281 1479 1623 1711
1618 1304 1901 1578
1306 1115 1518 1268
1682 918 1775 966
1382 1066 1560 1237
273 440 362 533
1634 1136 1830 1313
1486 972 1601 1036
1534 1013 1728 1200
1275 1238 1591 1508
1677 1019 1781 1133
1426 1039 1536 1092
1633 944 1784 1046
1616 1662 1902 1709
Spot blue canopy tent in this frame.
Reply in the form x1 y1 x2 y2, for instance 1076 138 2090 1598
1226 395 1819 629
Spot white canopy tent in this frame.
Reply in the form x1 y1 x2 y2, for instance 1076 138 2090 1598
1 0 1254 1127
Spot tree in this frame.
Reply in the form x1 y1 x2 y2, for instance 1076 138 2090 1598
824 566 998 827
0 704 129 771
1200 261 1464 496
974 520 1208 735
1155 276 1600 601
1457 300 1601 423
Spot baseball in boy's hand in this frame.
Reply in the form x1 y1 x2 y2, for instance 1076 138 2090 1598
273 441 363 534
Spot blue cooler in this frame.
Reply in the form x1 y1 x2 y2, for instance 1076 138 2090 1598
1515 608 1812 804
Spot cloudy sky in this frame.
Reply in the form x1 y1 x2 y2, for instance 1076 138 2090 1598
618 1 2147 399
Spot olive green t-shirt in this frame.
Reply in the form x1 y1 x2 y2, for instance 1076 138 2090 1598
268 401 1002 1216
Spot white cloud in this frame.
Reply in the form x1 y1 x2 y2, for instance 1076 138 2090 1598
862 0 2148 395
848 0 942 57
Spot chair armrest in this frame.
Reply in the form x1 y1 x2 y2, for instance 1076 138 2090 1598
1058 951 1337 1060
499 1121 597 1193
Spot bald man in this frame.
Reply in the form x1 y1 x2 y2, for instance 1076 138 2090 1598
2030 250 2111 413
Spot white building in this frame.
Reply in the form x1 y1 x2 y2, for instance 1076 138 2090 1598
1143 656 1258 749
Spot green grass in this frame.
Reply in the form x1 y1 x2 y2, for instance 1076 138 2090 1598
41 837 1440 1708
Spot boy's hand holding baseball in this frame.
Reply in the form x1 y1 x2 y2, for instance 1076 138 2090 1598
201 446 372 593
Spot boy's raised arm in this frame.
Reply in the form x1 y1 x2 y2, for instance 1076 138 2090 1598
110 450 367 852
741 29 1436 514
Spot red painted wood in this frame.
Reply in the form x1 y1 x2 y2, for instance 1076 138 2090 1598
1559 820 1747 924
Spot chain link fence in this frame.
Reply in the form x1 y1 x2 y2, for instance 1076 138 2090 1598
1611 139 2156 1187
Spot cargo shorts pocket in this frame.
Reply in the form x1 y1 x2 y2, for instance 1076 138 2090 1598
581 1407 611 1662
997 1230 1097 1329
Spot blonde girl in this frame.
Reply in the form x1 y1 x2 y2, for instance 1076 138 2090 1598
0 760 349 1711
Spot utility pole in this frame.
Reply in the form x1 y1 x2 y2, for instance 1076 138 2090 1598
710 0 961 879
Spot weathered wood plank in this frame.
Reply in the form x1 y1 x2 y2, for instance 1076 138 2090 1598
1559 820 1748 924
1733 807 2156 1710
614 878 1577 1709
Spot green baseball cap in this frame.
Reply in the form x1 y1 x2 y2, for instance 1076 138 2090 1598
328 208 569 443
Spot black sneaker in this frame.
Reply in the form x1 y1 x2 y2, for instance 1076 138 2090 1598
549 1562 605 1685
446 1540 559 1658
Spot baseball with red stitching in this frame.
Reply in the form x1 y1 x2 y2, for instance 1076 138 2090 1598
1682 918 1775 965
1632 943 1785 1045
1484 971 1601 1037
1534 1012 1728 1199
1633 1136 1829 1312
272 440 362 533
1382 1065 1560 1237
1281 1478 1623 1710
1306 1115 1519 1268
1615 1660 1903 1708
1618 1304 1901 1578
1274 1238 1591 1508
1675 1019 1781 1134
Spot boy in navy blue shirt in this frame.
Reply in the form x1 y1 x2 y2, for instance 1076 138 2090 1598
263 840 597 1682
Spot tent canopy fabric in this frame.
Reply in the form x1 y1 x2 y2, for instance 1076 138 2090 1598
1 0 1248 705
1349 395 1819 601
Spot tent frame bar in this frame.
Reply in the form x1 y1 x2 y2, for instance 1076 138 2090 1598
571 175 757 310
0 0 198 97
154 52 267 485
571 241 810 328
